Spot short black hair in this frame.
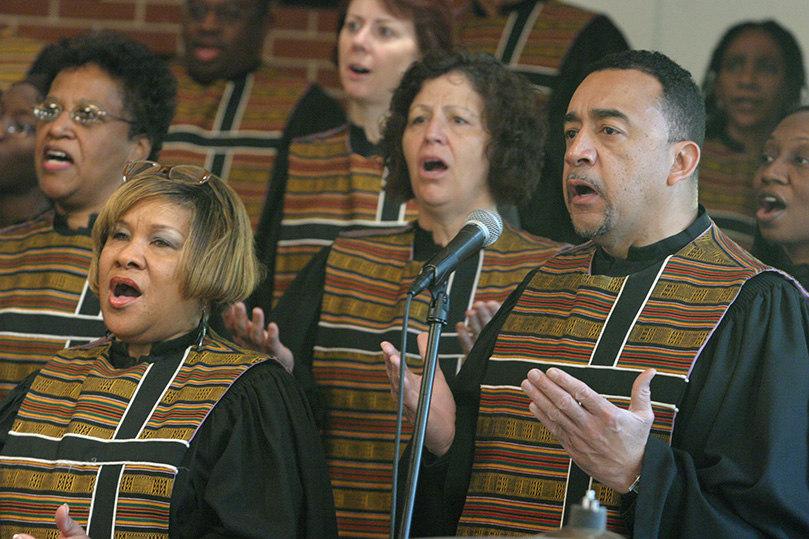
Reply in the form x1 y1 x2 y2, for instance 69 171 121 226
583 49 705 148
36 31 177 160
702 20 806 141
382 49 546 204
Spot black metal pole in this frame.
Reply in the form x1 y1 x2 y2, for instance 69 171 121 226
396 278 450 539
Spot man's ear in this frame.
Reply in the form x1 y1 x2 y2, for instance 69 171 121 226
667 140 700 186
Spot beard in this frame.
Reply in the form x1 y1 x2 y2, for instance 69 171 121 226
572 203 616 240
566 173 616 239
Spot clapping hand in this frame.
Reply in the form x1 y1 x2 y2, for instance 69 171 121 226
222 302 294 371
521 367 656 492
381 332 457 457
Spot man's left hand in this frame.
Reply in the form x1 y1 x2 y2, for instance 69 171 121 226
521 367 656 493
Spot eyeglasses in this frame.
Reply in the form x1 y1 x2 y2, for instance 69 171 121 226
122 160 215 184
1 114 36 138
33 99 135 127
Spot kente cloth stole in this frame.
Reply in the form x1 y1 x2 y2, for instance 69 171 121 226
459 0 596 100
457 225 769 536
312 225 558 538
273 125 418 304
698 139 761 248
162 64 307 228
0 212 104 401
0 337 266 539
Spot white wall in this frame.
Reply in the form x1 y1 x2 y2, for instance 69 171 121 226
566 0 809 91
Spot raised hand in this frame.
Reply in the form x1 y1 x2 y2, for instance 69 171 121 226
222 302 294 371
381 332 457 456
455 300 501 355
521 367 656 492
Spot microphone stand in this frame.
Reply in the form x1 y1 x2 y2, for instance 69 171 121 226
396 277 450 539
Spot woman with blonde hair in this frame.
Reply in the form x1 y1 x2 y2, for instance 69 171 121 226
0 163 336 539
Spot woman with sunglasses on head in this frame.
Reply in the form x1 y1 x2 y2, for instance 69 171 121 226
0 31 176 402
0 164 337 539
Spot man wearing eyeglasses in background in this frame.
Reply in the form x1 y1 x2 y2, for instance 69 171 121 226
0 76 50 229
160 0 345 230
0 30 177 402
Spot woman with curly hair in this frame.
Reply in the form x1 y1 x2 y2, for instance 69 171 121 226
225 50 564 538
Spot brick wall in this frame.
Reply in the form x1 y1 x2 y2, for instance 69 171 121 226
0 0 341 91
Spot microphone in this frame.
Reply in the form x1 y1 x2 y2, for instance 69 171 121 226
408 209 503 296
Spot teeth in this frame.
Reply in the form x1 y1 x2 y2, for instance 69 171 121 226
760 194 786 212
47 150 70 161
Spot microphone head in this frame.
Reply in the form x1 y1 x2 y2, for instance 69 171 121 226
465 209 503 247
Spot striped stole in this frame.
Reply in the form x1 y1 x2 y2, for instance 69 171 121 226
459 0 597 99
457 224 769 536
273 125 418 304
0 336 267 539
312 224 560 538
0 211 104 401
698 139 760 249
161 63 309 228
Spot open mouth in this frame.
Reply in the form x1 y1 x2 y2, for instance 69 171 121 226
113 282 142 299
566 178 599 202
45 149 73 164
757 192 787 222
349 64 370 74
573 183 596 196
422 158 448 172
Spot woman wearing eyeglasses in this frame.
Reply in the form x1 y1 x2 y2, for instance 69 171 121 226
0 164 337 539
0 31 176 402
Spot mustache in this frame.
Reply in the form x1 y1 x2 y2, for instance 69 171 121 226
566 172 605 198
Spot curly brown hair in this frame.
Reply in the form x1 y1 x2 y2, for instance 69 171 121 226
381 50 546 204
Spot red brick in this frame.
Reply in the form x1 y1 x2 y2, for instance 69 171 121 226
59 0 136 21
316 67 340 92
316 8 339 32
272 6 310 31
18 26 90 43
122 29 179 57
274 36 333 60
275 65 307 79
3 0 49 16
145 4 183 24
